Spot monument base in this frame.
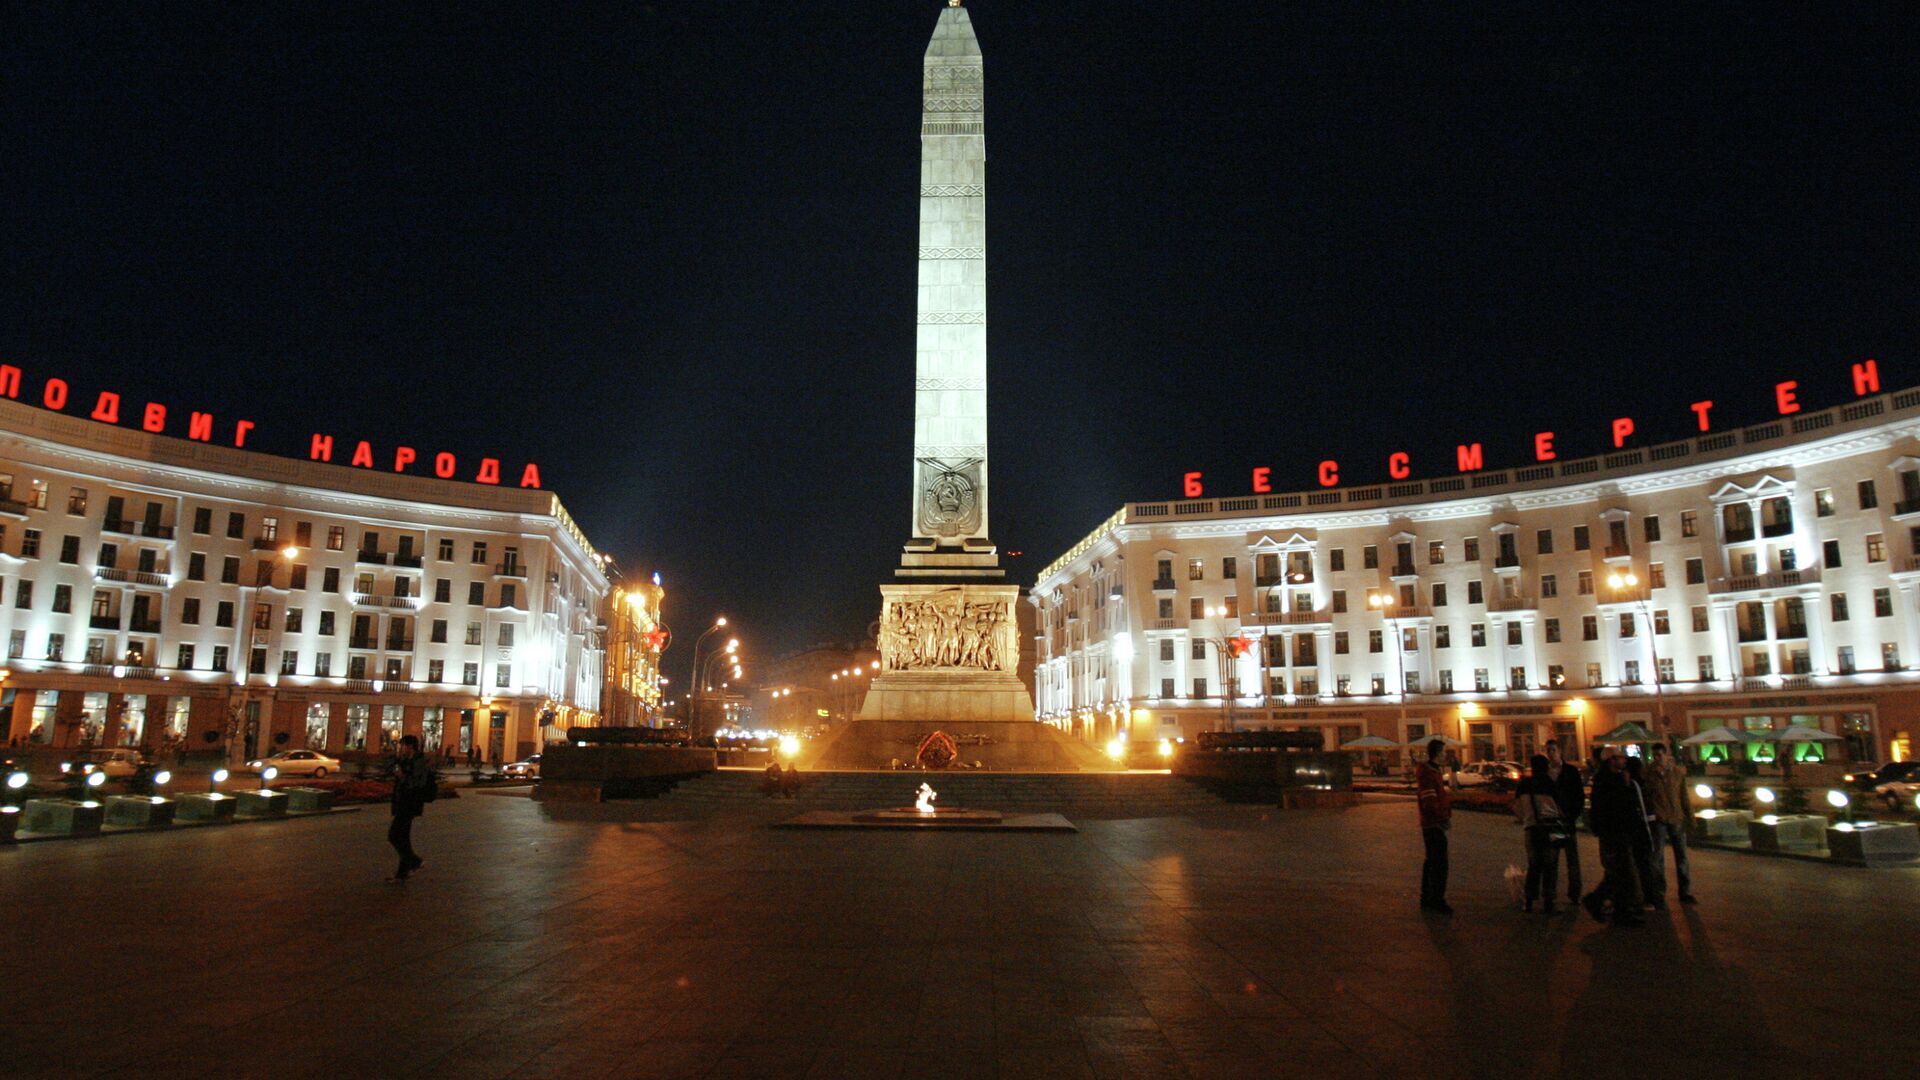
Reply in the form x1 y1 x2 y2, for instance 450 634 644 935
807 719 1111 772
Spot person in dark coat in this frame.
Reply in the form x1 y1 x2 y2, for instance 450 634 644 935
386 735 430 882
1583 751 1646 926
1513 755 1566 914
1623 754 1662 911
1543 740 1585 903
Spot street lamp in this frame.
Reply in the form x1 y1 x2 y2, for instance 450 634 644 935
1606 571 1668 735
685 616 728 726
1198 606 1252 732
1369 592 1411 739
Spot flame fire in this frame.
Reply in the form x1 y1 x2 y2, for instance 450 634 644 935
915 783 937 814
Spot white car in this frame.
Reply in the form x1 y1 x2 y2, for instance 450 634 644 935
501 754 541 779
1455 761 1524 788
1874 776 1920 812
60 748 144 779
247 750 341 778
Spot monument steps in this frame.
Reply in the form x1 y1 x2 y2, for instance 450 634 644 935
656 769 1237 819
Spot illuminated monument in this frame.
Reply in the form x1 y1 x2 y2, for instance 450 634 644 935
839 1 1043 744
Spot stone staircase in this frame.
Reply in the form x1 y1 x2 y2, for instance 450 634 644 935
655 769 1238 819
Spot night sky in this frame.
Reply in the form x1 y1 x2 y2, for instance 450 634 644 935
4 2 1916 665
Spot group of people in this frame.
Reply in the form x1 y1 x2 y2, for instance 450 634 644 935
762 760 802 798
1415 737 1696 924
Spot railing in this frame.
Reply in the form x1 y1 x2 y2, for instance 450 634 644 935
251 537 283 551
1737 629 1768 644
344 679 378 693
1779 675 1815 689
1493 554 1521 569
1603 543 1631 559
1777 623 1809 640
1741 677 1773 690
1151 578 1176 591
1391 562 1418 577
1760 520 1794 538
1256 574 1280 587
385 638 415 652
1724 526 1756 543
102 518 174 538
493 562 527 578
94 567 170 587
1711 568 1820 594
0 497 29 517
349 636 379 650
129 619 162 634
1895 497 1920 517
89 614 121 630
1489 597 1538 612
355 550 389 565
122 665 157 679
392 553 423 569
1152 619 1178 630
350 593 415 609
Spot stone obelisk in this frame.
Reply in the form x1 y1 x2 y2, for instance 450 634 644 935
859 0 1035 727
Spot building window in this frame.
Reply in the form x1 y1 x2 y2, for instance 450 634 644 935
1508 666 1527 690
20 529 39 559
1859 479 1878 510
1624 660 1641 685
1539 574 1556 598
1536 529 1553 554
1504 622 1521 647
472 542 489 564
13 581 28 609
1822 540 1842 570
1472 668 1490 691
219 556 238 584
1620 613 1637 638
1188 597 1205 619
1697 657 1714 681
465 622 482 646
1469 623 1486 647
176 644 194 669
1429 541 1445 564
1885 643 1903 671
211 646 228 671
1431 624 1449 649
1832 594 1849 622
1867 534 1887 563
1334 631 1349 655
431 619 448 644
322 567 340 593
1431 583 1447 607
1222 595 1238 619
1326 548 1345 572
498 623 516 647
216 601 234 627
311 652 329 677
1874 588 1893 617
280 651 298 676
191 507 211 534
66 488 87 514
1362 545 1379 570
1221 557 1236 579
1367 629 1383 654
1544 618 1561 643
1811 488 1834 518
1681 558 1702 586
1580 615 1597 641
1572 526 1590 551
1190 676 1208 698
224 512 244 539
1467 580 1483 605
1648 563 1666 589
1837 646 1856 675
427 659 445 683
52 585 71 614
1459 538 1478 562
1654 609 1670 635
1643 516 1661 542
291 564 308 589
1692 605 1710 632
435 538 453 560
286 608 303 633
323 526 343 551
1156 598 1173 619
182 598 200 624
468 582 485 606
58 535 79 564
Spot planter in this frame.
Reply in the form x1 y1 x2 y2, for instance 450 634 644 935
104 795 176 829
1 806 18 842
1747 813 1827 852
281 787 337 814
1691 809 1753 845
1826 821 1920 866
235 790 288 819
174 793 238 821
21 798 106 836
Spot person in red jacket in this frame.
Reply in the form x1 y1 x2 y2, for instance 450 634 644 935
1416 738 1454 914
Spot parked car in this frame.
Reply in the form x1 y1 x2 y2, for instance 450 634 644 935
246 750 341 778
501 755 541 779
1455 761 1523 788
1873 774 1920 812
1843 761 1920 792
59 748 145 779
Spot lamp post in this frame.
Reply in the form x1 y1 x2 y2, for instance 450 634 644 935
1369 591 1411 739
1198 607 1252 733
685 617 728 733
1607 571 1667 736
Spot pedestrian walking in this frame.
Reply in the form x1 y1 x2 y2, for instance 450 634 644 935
1513 755 1567 914
385 734 435 883
1624 754 1662 910
1583 751 1646 926
1416 738 1453 914
1543 741 1585 903
1642 743 1697 905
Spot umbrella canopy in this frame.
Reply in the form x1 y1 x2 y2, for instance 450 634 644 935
1404 734 1463 747
1340 735 1400 750
1594 721 1656 744
1771 725 1845 743
1681 725 1761 746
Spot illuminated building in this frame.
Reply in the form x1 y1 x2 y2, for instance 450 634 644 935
0 396 608 764
1033 385 1920 766
602 569 665 726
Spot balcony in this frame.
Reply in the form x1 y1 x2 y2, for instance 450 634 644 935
1391 562 1418 577
95 567 170 587
0 497 28 518
344 679 378 693
1489 596 1538 612
1493 554 1521 570
250 536 284 551
89 614 121 630
103 518 174 539
1737 627 1768 644
351 593 415 609
1151 578 1177 592
1894 497 1920 518
1710 567 1821 595
493 562 527 578
1778 622 1809 641
1760 520 1793 538
1724 526 1756 543
121 665 157 680
394 553 424 569
1152 618 1178 630
1603 543 1632 559
385 637 415 652
129 618 163 634
355 550 389 565
349 636 379 650
1244 610 1331 626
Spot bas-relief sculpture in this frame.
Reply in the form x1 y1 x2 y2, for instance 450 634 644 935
879 590 1012 672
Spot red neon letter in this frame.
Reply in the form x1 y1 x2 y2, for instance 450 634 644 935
1317 460 1338 487
309 434 333 462
1183 472 1203 498
142 402 166 432
1388 452 1410 479
1690 400 1713 431
434 452 456 479
1853 359 1880 396
1455 443 1483 472
518 463 542 490
393 446 416 472
89 392 120 424
232 419 254 448
476 458 501 485
187 412 213 441
0 365 19 399
350 441 374 468
1534 432 1556 461
1611 417 1634 448
1251 467 1271 493
42 379 68 411
1775 380 1800 415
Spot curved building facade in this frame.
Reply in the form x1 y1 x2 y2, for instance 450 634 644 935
1033 386 1920 768
0 398 611 764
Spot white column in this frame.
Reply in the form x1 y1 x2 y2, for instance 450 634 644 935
1718 604 1742 680
1899 583 1920 670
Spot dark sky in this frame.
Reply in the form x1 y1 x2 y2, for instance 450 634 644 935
4 2 1917 666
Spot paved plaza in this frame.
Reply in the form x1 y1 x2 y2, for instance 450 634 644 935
5 791 1916 1079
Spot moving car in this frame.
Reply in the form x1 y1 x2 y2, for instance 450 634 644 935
59 748 145 779
1455 761 1523 788
501 754 541 779
1874 774 1920 812
246 750 341 778
1844 761 1920 792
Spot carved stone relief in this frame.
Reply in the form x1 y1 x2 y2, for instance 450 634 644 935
879 590 1014 672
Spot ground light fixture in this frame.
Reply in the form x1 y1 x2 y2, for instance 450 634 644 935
258 765 279 791
4 770 27 808
1827 788 1855 827
778 735 800 758
82 770 107 806
1158 739 1176 760
149 770 173 805
1692 782 1719 817
209 768 230 796
1105 735 1127 762
1753 786 1778 825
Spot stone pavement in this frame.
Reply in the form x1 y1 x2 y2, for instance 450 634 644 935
3 791 1915 1079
